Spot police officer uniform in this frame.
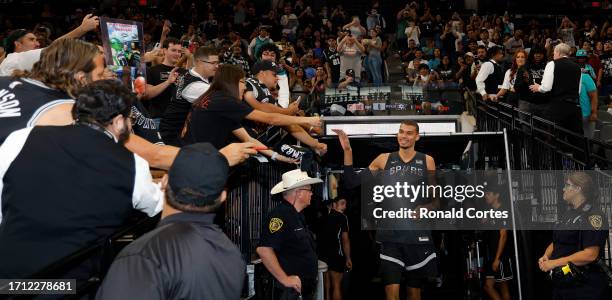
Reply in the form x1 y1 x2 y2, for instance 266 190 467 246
550 202 609 300
377 151 438 288
258 169 323 300
260 201 319 299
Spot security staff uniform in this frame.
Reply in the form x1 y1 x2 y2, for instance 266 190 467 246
259 201 318 300
550 202 609 300
377 151 438 287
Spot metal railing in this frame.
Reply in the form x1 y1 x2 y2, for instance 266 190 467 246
24 215 158 298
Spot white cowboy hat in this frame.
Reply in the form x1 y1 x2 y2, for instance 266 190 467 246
271 169 323 195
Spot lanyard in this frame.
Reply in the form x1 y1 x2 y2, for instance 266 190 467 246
77 121 115 141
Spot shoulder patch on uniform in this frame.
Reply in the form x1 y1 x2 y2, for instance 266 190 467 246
589 215 602 230
269 218 283 233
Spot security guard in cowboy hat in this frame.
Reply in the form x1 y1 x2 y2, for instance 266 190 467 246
538 172 610 300
257 169 323 300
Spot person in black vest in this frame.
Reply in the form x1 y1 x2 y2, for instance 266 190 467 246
476 46 505 101
257 169 323 300
334 120 438 300
0 80 163 278
530 43 582 133
160 46 218 146
97 142 257 300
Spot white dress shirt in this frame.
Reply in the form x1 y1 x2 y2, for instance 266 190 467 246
476 60 501 96
181 69 211 103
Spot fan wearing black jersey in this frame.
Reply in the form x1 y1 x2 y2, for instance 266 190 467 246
333 120 437 300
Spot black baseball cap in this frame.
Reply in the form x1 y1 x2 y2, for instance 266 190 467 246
345 69 355 77
252 60 281 74
168 143 229 206
4 29 29 54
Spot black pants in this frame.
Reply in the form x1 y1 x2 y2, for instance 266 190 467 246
271 278 317 300
549 100 583 135
552 271 608 300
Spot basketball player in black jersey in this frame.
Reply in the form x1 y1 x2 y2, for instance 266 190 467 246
333 120 437 300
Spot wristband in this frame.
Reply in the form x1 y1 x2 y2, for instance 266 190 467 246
271 152 278 161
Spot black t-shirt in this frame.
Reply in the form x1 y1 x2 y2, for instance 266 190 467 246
319 210 349 258
437 66 455 81
323 48 341 83
600 52 612 84
259 201 318 281
145 64 184 118
180 91 253 149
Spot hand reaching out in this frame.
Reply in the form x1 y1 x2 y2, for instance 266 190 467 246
332 129 352 152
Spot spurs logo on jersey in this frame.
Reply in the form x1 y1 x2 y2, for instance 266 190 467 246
386 152 426 177
0 78 72 144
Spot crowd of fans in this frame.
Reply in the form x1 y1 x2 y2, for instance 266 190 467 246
0 1 611 299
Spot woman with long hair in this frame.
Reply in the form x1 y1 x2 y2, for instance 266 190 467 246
180 64 320 162
436 55 455 87
539 172 608 300
364 28 383 85
289 67 307 95
495 49 527 106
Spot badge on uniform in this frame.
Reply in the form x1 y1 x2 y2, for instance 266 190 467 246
588 215 602 230
269 218 284 233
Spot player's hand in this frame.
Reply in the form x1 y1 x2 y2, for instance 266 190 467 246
219 142 257 166
281 275 302 293
332 129 352 152
345 258 353 271
489 95 499 102
492 259 501 272
166 68 179 84
80 14 100 33
529 83 540 93
589 111 598 122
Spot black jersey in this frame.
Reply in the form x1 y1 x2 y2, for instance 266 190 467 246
246 77 275 105
159 71 208 146
0 77 72 144
244 77 279 140
384 151 427 178
131 101 164 145
377 151 433 245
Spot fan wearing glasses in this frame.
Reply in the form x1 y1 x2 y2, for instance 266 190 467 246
159 46 219 146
